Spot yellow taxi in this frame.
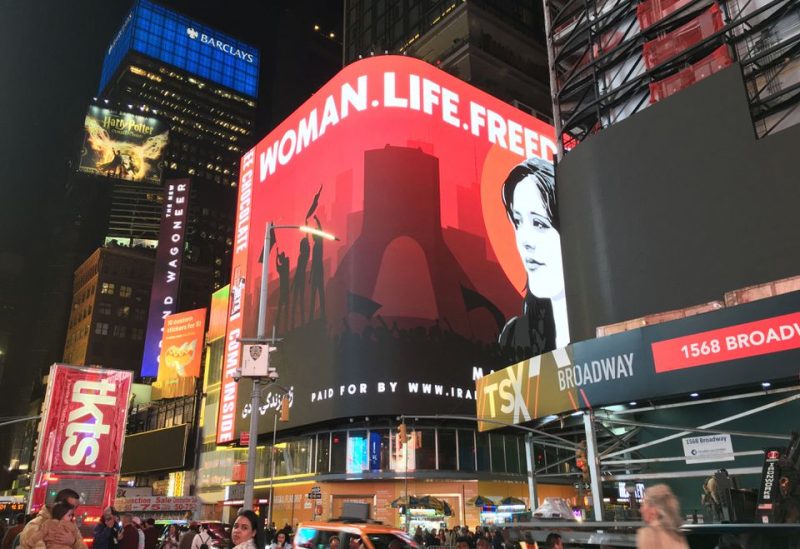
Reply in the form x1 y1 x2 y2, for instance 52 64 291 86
293 521 419 549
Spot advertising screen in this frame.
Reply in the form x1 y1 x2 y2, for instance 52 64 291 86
208 285 230 341
152 308 207 399
217 56 564 443
78 105 168 183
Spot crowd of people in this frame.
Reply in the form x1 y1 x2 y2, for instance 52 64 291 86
0 484 692 549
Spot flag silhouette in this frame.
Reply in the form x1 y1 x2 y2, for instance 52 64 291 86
461 285 505 330
347 292 382 318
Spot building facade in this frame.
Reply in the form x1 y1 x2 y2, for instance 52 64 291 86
96 0 260 292
344 0 552 120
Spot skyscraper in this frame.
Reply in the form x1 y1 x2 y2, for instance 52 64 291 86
344 0 551 119
95 0 260 291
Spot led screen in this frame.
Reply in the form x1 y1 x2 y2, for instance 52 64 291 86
78 106 168 183
217 56 566 443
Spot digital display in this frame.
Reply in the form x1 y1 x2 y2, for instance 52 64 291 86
100 0 259 98
78 106 168 183
216 56 563 442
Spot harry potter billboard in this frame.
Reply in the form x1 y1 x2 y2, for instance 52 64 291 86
78 105 169 183
217 56 566 443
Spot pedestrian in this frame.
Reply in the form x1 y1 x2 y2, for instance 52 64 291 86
190 526 213 549
118 516 139 549
454 537 470 549
162 525 180 549
268 531 290 549
143 519 158 549
2 515 25 549
92 513 118 549
19 489 86 549
543 533 562 549
264 523 276 546
231 511 261 549
131 518 145 549
636 484 689 549
38 502 77 549
178 524 197 549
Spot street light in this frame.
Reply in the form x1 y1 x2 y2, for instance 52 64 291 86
242 221 337 513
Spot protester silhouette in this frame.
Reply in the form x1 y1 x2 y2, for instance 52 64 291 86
291 236 310 327
276 249 291 332
309 215 326 320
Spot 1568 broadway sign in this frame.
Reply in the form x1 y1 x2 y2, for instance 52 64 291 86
476 290 800 430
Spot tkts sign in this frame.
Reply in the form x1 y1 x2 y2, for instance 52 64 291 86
35 364 132 474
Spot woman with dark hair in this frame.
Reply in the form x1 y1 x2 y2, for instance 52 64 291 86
232 511 262 549
499 156 569 359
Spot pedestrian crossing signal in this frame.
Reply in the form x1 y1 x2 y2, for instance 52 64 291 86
280 395 290 422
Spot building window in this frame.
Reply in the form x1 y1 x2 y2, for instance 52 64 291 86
113 325 127 338
437 429 457 471
98 303 112 316
100 283 115 295
119 285 133 298
131 328 144 341
117 306 130 318
95 322 109 335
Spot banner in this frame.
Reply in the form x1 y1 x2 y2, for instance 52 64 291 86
158 308 207 378
152 308 207 399
114 496 197 512
30 365 132 515
141 179 191 377
476 290 800 430
217 55 565 443
78 106 168 183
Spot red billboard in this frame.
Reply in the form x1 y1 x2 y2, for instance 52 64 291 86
217 56 565 443
31 365 132 514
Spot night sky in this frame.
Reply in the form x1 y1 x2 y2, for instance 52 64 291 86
0 0 342 471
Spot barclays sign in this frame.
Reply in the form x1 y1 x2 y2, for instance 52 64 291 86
186 27 256 64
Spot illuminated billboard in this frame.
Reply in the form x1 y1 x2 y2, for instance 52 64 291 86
79 105 168 183
31 364 132 515
217 56 566 443
141 179 191 377
152 308 207 399
100 0 259 98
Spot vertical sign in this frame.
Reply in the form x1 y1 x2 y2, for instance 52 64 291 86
216 149 255 443
756 448 785 523
141 178 191 377
31 364 132 516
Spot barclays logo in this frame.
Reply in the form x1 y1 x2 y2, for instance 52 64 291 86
185 26 255 64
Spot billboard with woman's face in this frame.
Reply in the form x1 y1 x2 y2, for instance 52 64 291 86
217 56 568 443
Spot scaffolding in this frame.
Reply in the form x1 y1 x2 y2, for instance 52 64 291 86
543 0 800 158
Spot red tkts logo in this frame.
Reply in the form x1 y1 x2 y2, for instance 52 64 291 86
767 450 781 460
61 380 117 467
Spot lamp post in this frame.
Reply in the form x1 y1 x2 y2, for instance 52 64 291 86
242 221 337 512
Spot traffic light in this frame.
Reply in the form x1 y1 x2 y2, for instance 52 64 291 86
398 423 407 445
279 395 290 422
576 440 589 482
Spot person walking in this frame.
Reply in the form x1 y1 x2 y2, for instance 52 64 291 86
143 519 158 549
92 514 118 549
268 531 290 549
636 484 689 549
162 526 180 549
190 526 212 549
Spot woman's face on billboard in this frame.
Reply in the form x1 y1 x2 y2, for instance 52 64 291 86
510 176 564 298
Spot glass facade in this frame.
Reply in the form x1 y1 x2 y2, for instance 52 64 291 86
197 426 527 496
101 0 259 98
